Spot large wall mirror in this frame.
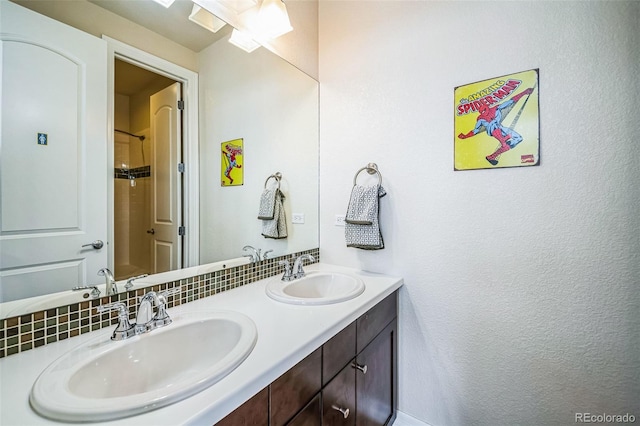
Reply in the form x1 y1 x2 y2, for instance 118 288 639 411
0 0 319 318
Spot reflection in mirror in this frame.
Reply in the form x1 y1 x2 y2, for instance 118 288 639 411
199 32 319 265
0 1 319 319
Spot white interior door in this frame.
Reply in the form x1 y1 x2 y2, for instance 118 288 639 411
149 82 182 273
0 2 108 302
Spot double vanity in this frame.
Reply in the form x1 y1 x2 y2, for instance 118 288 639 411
0 263 402 425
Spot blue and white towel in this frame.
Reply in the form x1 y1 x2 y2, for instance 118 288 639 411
345 184 386 250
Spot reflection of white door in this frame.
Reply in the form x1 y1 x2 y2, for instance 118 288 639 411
0 2 107 302
149 83 182 273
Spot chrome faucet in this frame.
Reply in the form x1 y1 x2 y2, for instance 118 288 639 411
135 288 179 333
125 274 149 290
292 254 315 279
243 245 261 263
97 287 180 341
98 267 117 295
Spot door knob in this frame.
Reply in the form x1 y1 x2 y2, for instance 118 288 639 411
82 240 104 249
146 228 155 235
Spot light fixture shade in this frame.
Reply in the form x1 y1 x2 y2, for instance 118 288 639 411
189 4 226 33
229 28 260 53
151 0 176 8
254 0 292 39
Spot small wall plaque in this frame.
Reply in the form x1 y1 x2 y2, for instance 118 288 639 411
37 133 48 145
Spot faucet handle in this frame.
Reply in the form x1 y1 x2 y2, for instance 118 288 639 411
96 302 135 341
72 285 101 298
279 259 294 282
154 287 181 327
125 274 149 290
159 286 181 299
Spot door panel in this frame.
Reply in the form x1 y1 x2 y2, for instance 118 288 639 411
149 82 182 273
356 320 396 426
0 2 107 301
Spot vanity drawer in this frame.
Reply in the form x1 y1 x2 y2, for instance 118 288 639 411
356 292 397 353
270 347 322 426
322 321 356 386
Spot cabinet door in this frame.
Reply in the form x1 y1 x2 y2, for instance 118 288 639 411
323 361 356 425
323 321 356 386
357 292 397 353
287 394 321 426
356 319 397 426
270 347 322 426
216 387 268 426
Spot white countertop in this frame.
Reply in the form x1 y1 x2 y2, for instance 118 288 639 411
0 263 403 426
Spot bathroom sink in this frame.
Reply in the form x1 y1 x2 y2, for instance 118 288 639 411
266 271 365 305
30 310 257 422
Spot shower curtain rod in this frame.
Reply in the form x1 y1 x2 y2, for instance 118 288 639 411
115 129 145 141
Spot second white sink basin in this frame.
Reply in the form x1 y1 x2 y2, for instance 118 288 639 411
266 271 365 305
30 310 257 422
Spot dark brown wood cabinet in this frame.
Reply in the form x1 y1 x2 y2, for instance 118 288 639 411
322 362 356 425
355 319 397 426
216 387 269 426
288 394 322 426
270 348 322 425
215 291 398 426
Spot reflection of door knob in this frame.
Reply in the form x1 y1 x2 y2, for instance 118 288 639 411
146 229 155 235
82 240 104 249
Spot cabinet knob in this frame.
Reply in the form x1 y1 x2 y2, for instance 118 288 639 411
331 405 350 419
351 362 368 374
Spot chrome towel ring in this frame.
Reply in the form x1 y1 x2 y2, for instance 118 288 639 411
264 172 282 189
353 163 382 186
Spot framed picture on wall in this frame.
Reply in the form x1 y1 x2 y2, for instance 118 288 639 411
454 69 540 170
221 138 244 186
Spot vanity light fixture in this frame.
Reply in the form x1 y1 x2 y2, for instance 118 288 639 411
151 0 176 8
189 4 227 33
229 28 261 52
253 0 292 39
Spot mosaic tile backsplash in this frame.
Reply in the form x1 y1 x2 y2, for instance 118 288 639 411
0 248 319 358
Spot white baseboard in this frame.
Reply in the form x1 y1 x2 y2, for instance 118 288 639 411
393 410 432 426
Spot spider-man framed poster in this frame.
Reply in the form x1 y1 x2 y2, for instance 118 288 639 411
221 139 244 186
454 69 539 170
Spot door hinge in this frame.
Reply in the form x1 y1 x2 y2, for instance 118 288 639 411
178 162 185 173
178 100 185 110
178 226 185 236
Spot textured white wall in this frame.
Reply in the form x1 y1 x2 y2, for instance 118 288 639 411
318 2 640 425
198 39 319 263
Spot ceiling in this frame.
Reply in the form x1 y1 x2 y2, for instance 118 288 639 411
114 59 176 96
88 0 233 52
